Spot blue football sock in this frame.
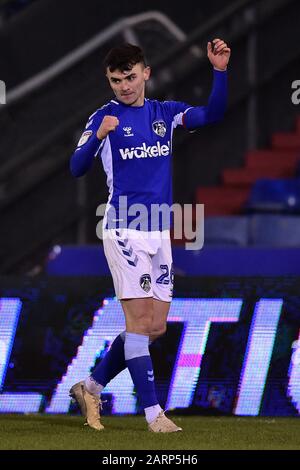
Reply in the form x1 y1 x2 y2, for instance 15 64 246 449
91 332 126 387
91 331 155 388
124 332 158 409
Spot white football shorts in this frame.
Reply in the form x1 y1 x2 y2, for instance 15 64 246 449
103 229 173 301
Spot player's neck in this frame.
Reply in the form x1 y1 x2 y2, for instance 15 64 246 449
130 93 145 107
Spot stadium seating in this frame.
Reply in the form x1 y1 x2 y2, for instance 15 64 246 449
195 187 250 216
245 178 300 213
196 116 300 216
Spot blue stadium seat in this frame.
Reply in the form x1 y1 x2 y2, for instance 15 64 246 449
246 178 300 213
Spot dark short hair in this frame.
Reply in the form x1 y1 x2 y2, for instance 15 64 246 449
103 43 146 72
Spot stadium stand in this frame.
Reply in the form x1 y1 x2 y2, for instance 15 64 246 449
246 179 300 213
0 0 36 22
196 116 300 215
1 0 300 275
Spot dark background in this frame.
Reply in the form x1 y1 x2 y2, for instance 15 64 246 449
1 0 300 275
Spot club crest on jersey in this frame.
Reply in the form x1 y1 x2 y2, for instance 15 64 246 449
140 274 151 293
77 130 92 147
123 126 134 137
152 120 167 137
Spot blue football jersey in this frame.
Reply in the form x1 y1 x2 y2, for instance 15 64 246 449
77 98 192 230
71 70 227 230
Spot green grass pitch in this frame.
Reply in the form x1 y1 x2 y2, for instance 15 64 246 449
0 414 299 450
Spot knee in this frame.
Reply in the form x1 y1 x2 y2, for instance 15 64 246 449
127 310 154 336
150 324 167 341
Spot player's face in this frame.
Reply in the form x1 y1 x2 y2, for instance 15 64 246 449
106 63 151 107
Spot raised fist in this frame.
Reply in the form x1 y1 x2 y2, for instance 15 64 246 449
97 115 119 140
